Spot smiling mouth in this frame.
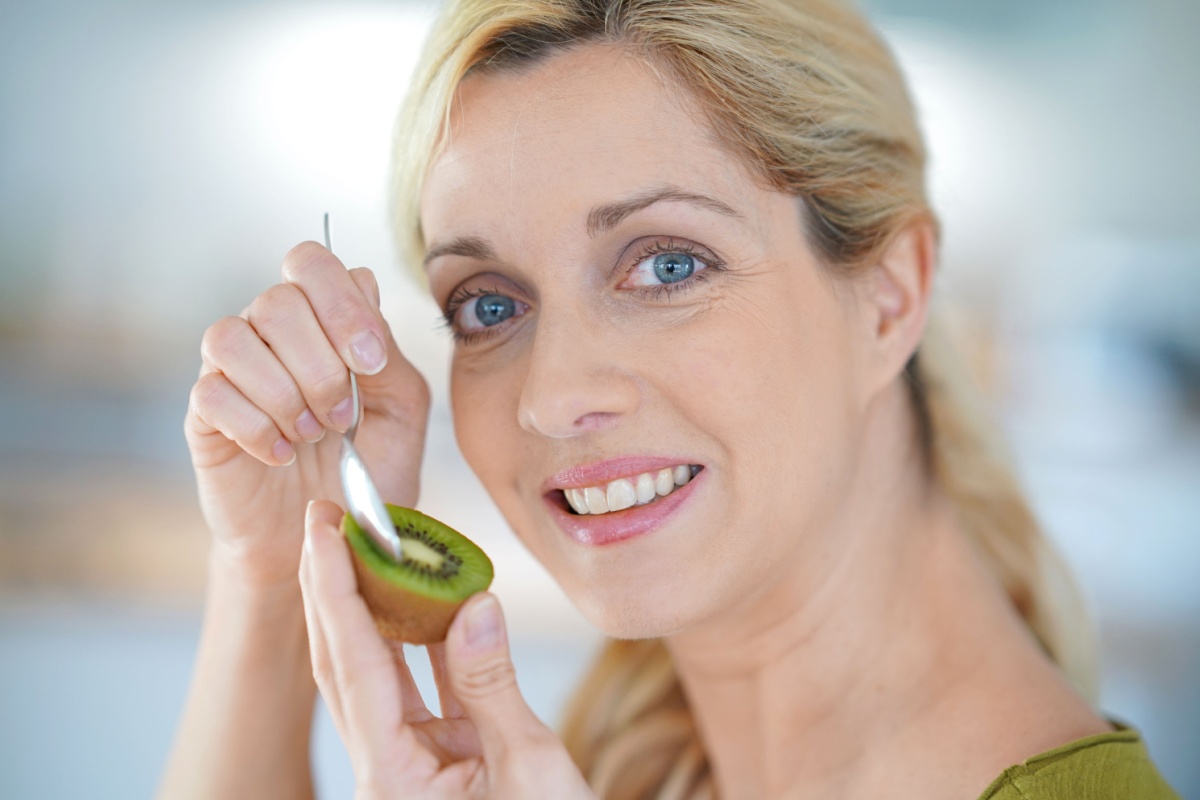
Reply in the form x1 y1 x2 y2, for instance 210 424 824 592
555 464 702 516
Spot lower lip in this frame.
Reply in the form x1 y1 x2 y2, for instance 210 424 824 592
545 470 705 547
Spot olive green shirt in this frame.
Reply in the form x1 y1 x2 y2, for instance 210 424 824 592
977 727 1180 799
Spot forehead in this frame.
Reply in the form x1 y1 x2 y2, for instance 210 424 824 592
419 44 755 249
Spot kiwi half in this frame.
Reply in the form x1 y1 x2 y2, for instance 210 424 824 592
342 504 493 644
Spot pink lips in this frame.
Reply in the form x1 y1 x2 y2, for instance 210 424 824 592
543 457 705 547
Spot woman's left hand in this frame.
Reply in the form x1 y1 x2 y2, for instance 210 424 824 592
299 500 596 800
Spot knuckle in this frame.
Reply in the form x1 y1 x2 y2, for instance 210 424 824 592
282 241 331 282
455 656 518 700
263 379 303 416
325 292 376 333
244 410 278 447
305 364 350 404
247 283 305 330
187 374 236 424
189 372 227 415
200 316 249 363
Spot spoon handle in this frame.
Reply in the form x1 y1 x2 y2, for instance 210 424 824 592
325 212 403 562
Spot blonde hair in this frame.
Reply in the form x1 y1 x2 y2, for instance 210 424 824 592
391 1 1096 797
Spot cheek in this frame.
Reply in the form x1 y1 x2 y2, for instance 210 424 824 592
667 282 858 469
450 360 522 497
449 356 552 560
652 278 863 585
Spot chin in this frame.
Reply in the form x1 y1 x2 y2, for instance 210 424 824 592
564 578 703 640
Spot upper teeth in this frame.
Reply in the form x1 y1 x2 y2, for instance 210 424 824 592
564 465 694 515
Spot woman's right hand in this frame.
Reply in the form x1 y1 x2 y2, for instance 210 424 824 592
184 241 431 591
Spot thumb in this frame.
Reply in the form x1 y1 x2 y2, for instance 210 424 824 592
445 593 550 755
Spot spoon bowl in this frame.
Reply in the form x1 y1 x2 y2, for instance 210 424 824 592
339 372 403 562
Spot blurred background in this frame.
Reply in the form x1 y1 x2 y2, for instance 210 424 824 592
1 0 1197 796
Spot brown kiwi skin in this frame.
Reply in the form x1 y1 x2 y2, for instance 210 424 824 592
341 516 472 644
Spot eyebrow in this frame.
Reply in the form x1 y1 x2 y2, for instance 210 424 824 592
586 185 742 237
422 185 742 268
423 235 497 267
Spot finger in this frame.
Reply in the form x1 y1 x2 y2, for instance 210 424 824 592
200 313 322 445
445 594 557 762
349 267 381 310
187 370 294 466
299 525 349 740
302 500 435 775
281 242 388 376
385 640 434 724
427 643 467 720
243 282 355 434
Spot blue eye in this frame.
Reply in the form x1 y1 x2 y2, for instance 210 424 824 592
474 294 515 326
625 247 711 288
652 253 694 283
451 290 527 336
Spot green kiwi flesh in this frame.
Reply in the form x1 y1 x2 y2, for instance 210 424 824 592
342 504 493 644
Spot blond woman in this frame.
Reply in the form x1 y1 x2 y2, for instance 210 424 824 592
162 1 1180 797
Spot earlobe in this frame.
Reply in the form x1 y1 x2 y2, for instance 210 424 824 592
864 218 938 387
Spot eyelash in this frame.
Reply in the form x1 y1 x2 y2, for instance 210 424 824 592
440 238 725 346
626 238 725 301
440 286 510 346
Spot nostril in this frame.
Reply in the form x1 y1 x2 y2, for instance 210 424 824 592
573 411 621 432
516 353 640 439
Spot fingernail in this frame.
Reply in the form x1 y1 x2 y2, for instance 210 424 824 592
273 437 296 466
330 396 354 431
464 594 502 651
350 332 386 375
295 409 324 442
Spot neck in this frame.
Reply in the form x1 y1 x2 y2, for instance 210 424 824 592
664 385 1008 799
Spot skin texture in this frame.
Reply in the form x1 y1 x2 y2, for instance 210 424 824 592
164 42 1109 800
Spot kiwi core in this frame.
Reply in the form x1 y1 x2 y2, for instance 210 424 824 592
399 531 461 578
343 504 493 643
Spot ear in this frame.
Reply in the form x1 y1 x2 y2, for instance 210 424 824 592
857 218 937 396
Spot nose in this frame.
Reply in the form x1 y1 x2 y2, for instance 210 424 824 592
516 311 640 439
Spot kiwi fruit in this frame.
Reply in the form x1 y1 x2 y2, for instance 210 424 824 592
341 504 493 644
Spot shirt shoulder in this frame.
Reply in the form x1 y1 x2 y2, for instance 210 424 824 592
976 727 1181 800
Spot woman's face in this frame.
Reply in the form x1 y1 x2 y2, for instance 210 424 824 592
421 44 875 637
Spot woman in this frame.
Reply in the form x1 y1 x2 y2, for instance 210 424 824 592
161 0 1180 797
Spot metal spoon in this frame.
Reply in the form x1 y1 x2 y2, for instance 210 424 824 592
325 214 403 562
